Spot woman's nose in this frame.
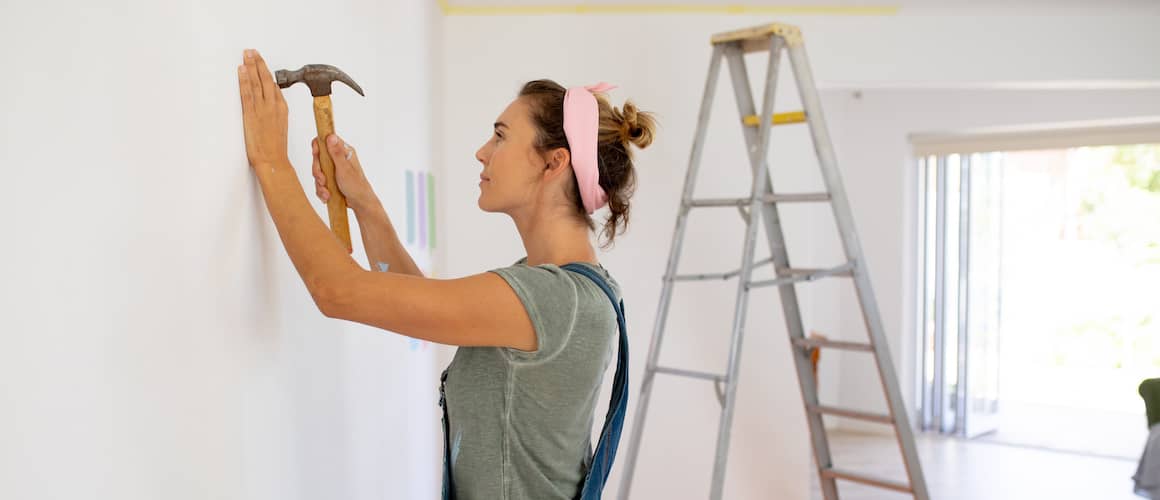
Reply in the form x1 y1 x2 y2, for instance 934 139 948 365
474 144 487 165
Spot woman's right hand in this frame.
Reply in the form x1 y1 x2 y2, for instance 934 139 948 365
312 133 378 212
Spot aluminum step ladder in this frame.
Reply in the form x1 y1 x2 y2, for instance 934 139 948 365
614 23 930 500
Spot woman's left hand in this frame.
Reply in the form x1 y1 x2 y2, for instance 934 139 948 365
237 49 289 171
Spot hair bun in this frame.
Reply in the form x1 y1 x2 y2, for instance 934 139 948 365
617 101 656 150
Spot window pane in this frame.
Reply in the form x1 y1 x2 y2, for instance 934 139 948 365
942 154 962 432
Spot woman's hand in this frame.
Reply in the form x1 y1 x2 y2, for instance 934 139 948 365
237 49 289 171
312 134 378 213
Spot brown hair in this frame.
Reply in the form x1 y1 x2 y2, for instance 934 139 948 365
518 79 657 247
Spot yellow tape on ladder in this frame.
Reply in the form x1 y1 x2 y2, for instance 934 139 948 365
742 110 807 127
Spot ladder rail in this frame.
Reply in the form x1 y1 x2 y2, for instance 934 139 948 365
616 45 725 500
785 41 930 499
706 37 800 500
722 39 841 500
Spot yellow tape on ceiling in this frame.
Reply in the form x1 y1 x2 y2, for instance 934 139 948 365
436 0 899 16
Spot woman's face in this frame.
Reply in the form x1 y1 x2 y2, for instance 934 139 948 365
474 97 552 214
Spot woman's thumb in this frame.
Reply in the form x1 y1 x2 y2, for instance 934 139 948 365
326 134 343 156
327 133 356 165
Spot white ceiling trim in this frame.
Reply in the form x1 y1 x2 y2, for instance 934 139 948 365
818 80 1160 91
910 116 1160 156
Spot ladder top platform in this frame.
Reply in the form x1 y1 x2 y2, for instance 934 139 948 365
710 23 803 50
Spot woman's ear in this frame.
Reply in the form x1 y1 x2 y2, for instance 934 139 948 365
543 147 571 178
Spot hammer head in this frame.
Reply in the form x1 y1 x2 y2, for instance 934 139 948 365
275 64 365 98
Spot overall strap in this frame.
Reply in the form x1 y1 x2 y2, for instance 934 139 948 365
440 367 454 500
562 264 630 500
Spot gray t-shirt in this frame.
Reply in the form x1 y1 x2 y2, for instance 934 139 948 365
442 258 621 500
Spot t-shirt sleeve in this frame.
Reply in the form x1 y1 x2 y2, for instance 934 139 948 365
488 263 579 363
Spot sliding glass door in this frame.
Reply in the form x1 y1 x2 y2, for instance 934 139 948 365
918 153 1003 438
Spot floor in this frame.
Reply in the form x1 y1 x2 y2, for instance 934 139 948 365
810 430 1142 500
975 401 1146 460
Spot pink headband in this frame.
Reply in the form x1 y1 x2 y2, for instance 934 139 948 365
563 82 617 214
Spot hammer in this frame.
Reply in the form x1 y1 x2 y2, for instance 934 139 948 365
275 64 365 252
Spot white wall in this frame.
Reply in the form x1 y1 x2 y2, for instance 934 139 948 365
438 9 1160 499
0 1 441 499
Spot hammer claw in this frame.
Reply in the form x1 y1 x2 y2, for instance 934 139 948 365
275 64 365 98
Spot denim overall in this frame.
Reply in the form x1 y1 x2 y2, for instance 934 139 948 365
439 263 630 500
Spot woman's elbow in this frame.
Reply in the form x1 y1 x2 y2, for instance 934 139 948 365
310 277 345 318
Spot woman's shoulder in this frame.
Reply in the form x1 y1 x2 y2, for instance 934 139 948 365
497 257 620 299
487 258 621 306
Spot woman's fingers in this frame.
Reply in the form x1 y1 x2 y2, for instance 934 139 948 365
242 50 264 102
314 173 330 203
310 138 329 202
314 133 368 207
311 139 323 177
311 139 330 182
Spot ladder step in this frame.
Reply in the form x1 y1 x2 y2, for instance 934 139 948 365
746 262 854 289
742 110 806 127
821 468 912 493
792 337 873 352
688 193 830 207
807 404 893 424
668 257 775 282
654 365 726 382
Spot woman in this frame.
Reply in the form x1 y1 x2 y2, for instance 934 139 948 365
237 49 656 499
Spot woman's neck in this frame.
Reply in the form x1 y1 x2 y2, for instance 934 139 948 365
511 205 596 268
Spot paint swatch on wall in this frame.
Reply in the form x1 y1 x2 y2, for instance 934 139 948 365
404 169 436 251
403 169 436 353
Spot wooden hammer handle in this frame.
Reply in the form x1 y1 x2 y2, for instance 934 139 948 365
312 95 352 252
